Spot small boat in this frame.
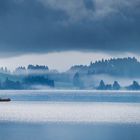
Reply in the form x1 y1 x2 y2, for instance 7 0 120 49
0 98 11 102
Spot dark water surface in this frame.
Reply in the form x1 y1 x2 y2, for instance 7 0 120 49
0 122 140 140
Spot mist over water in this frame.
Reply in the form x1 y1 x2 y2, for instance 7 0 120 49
82 74 140 87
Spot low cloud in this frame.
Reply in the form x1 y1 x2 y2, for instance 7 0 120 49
0 0 140 57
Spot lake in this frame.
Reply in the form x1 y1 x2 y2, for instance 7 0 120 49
0 90 140 140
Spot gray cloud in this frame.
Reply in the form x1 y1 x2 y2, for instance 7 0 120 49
83 0 95 11
0 0 140 57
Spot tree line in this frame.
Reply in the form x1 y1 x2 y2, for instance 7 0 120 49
97 80 140 90
0 76 54 89
70 57 140 77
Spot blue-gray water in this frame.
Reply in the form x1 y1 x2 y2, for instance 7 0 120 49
1 123 140 140
0 90 140 140
1 90 140 102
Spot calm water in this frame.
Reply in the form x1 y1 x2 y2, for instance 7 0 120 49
1 90 140 102
0 90 140 140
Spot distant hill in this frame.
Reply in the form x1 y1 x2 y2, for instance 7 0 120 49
69 57 140 77
1 58 140 89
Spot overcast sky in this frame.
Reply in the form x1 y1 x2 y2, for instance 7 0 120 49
0 0 140 70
